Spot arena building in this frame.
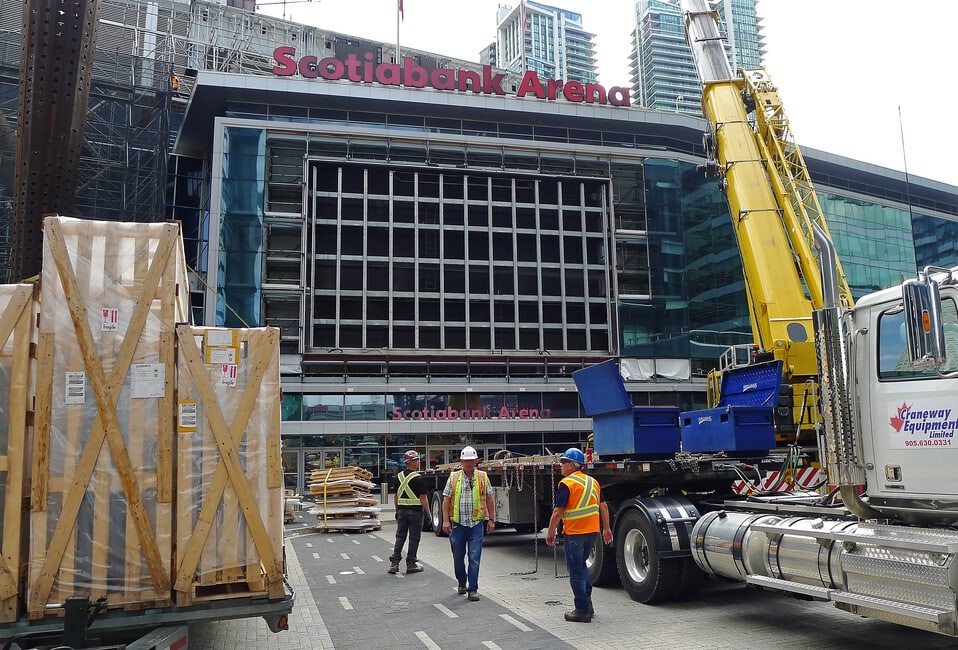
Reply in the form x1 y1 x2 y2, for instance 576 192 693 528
174 34 958 492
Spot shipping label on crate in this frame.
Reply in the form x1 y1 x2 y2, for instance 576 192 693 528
101 307 119 331
65 371 86 405
205 329 238 348
178 400 198 432
130 363 166 399
205 346 238 365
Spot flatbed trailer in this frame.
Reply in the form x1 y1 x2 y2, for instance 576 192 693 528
0 588 293 649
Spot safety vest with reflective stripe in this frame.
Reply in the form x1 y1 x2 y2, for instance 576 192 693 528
450 470 490 523
396 470 422 507
560 471 600 535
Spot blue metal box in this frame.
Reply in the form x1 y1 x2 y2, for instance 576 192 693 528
573 360 681 456
680 361 782 454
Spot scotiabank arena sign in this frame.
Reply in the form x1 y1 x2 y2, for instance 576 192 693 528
273 47 631 107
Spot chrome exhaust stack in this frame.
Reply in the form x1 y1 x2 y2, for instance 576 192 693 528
811 223 881 520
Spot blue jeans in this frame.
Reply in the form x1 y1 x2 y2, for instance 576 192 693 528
564 533 596 615
449 522 485 592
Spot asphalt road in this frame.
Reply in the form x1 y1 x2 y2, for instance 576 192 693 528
190 511 958 649
294 517 958 649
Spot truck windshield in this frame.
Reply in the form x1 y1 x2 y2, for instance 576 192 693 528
879 298 958 379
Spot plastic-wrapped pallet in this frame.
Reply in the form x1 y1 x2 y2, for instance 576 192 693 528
29 216 190 618
173 326 285 605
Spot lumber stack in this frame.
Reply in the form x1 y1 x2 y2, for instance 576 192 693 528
309 467 381 532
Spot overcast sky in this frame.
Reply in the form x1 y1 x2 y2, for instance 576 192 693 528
261 0 958 187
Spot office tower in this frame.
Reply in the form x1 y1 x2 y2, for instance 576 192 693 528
630 0 762 113
494 1 598 83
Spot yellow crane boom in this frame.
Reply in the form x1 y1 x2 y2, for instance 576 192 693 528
682 0 853 440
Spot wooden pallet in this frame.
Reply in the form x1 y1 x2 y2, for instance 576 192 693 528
173 326 284 606
0 284 37 622
28 217 190 618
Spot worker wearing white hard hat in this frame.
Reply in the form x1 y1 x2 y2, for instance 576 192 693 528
441 445 495 601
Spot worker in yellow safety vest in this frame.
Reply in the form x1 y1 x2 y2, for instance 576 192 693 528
388 450 431 574
441 445 495 601
546 447 613 623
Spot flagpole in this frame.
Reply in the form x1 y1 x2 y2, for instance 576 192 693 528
520 0 527 72
396 0 402 64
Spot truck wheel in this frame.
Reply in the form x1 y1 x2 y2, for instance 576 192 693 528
587 535 619 587
615 509 681 603
431 492 446 537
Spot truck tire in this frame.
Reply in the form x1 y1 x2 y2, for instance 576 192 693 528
615 509 682 604
587 535 619 587
430 491 447 537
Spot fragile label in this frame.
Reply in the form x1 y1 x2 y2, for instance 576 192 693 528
101 308 119 332
178 400 197 432
65 371 85 405
130 363 166 399
220 364 238 387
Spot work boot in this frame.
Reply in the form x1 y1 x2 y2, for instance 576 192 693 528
457 583 467 595
387 562 399 574
564 610 592 623
406 562 423 573
467 591 480 601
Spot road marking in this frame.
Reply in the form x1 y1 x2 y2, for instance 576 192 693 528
353 566 365 575
433 603 458 618
499 614 532 632
367 533 377 539
312 552 321 559
352 539 361 545
415 631 441 649
305 542 314 548
483 643 503 649
340 553 350 559
326 575 336 584
339 596 353 610
372 555 383 562
327 538 335 543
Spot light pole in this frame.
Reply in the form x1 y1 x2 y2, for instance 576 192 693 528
675 94 685 113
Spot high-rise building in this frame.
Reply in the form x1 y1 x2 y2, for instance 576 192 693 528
630 0 762 113
493 1 598 83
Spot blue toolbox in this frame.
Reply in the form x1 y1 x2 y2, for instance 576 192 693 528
573 359 681 456
680 360 781 454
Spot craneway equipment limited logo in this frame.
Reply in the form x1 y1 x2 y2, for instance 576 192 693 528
273 48 632 107
889 400 958 448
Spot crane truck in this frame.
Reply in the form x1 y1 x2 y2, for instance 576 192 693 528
416 0 958 638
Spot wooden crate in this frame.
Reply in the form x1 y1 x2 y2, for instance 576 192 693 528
173 326 284 606
28 216 190 618
0 284 37 622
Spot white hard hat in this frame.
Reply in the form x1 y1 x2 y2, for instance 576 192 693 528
460 445 479 460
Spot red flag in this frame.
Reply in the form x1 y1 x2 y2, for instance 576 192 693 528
520 1 529 32
399 0 404 20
